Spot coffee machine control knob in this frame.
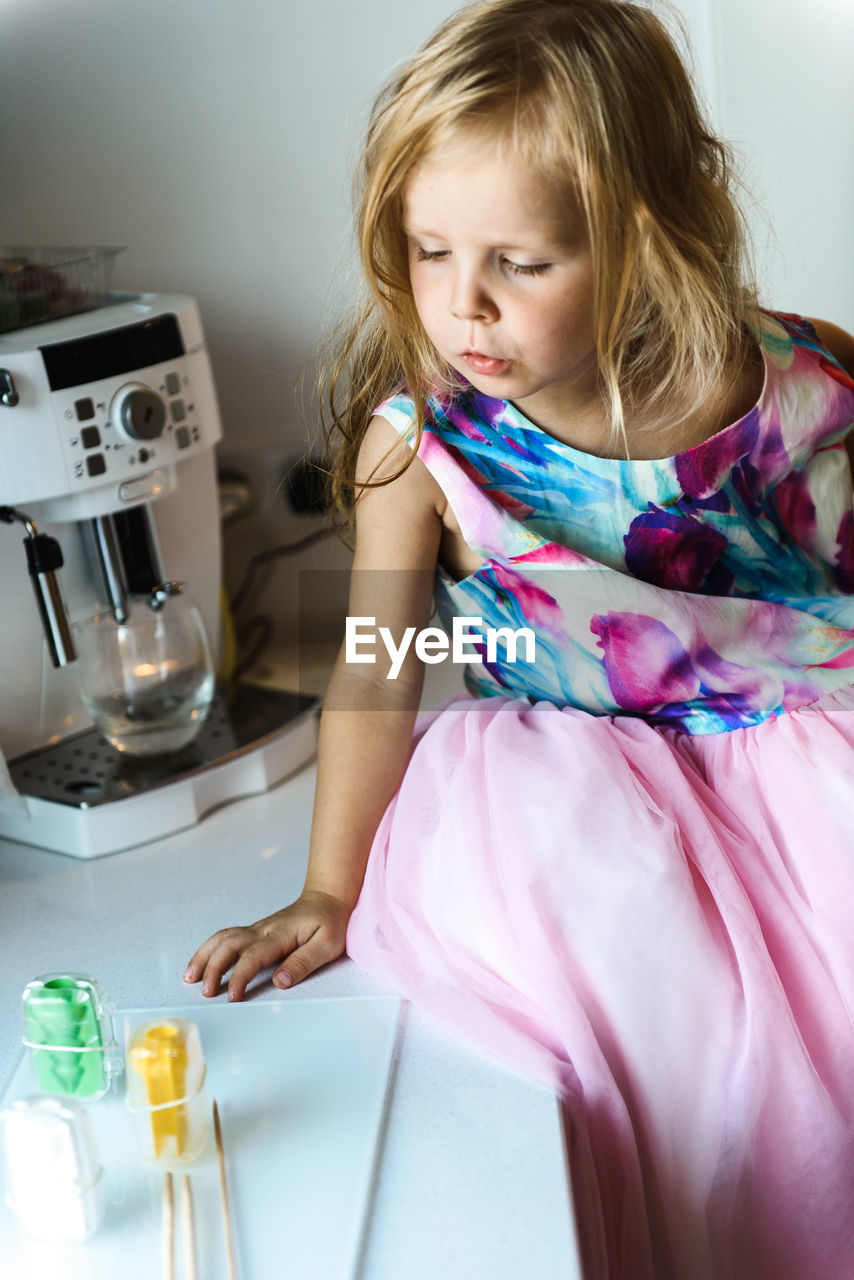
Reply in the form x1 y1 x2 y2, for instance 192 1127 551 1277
110 383 167 442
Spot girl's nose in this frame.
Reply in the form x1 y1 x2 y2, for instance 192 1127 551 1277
450 271 498 323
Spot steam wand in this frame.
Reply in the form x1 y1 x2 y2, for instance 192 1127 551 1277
0 505 76 667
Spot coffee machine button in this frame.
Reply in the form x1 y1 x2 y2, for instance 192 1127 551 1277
75 397 95 421
118 470 170 503
110 383 166 442
80 426 101 449
85 454 107 478
165 371 181 396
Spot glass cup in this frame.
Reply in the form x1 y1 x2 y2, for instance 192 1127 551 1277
75 596 215 757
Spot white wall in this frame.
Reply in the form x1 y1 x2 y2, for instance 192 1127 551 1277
715 0 854 326
2 0 849 457
0 0 461 453
1 0 851 640
654 0 854 328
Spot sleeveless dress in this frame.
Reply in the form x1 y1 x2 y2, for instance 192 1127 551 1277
346 311 854 1280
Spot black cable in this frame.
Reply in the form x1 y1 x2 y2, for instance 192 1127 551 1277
229 526 334 616
232 613 276 683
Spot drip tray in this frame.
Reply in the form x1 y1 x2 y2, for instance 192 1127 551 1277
1 684 321 858
10 683 318 807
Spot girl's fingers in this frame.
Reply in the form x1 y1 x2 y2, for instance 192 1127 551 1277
183 907 349 1001
183 927 247 983
273 930 344 991
225 934 301 1002
184 929 260 996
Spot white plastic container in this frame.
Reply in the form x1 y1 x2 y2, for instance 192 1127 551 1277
1 1095 104 1242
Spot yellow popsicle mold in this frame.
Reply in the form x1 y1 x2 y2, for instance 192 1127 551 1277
126 1019 206 1165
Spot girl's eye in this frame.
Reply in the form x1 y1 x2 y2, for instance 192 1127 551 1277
505 260 551 277
414 247 449 262
411 247 551 275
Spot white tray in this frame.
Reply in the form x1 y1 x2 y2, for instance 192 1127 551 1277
0 995 401 1279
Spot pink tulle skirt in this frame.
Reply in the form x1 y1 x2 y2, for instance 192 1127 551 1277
346 686 854 1280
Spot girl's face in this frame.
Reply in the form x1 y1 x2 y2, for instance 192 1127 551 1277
402 136 600 434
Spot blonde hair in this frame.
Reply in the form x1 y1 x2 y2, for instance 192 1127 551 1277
322 0 759 525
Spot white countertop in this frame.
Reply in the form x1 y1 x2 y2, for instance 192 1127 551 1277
0 747 581 1278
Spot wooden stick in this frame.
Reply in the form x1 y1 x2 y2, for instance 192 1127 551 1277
162 1171 175 1280
212 1098 239 1280
180 1174 198 1280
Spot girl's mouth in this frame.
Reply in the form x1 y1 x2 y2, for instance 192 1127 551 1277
462 351 511 376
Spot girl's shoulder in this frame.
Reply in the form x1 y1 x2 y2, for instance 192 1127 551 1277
798 317 854 474
374 388 474 447
349 415 445 623
356 411 438 497
372 392 422 448
768 311 854 386
354 413 447 553
802 316 854 380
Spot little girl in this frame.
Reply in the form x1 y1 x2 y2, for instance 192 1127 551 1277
185 2 854 1275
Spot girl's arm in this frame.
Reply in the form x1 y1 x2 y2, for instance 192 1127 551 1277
183 416 445 1001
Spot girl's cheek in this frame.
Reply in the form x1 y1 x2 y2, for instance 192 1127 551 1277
410 279 432 316
415 293 442 333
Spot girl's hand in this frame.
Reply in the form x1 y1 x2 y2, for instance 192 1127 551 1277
182 891 352 1002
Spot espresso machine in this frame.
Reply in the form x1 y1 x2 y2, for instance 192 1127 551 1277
0 292 319 858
